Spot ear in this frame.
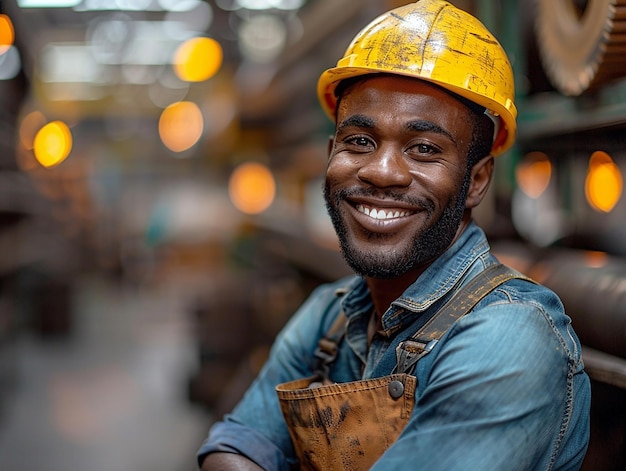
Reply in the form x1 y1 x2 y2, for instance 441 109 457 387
465 155 494 209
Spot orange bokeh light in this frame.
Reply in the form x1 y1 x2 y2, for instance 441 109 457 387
516 152 552 199
0 15 15 54
158 101 204 153
585 151 622 213
228 162 276 215
33 120 73 168
173 37 223 82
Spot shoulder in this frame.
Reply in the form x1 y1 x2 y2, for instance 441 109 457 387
295 275 359 327
415 283 578 412
271 275 359 354
484 275 565 315
440 275 582 375
479 276 577 354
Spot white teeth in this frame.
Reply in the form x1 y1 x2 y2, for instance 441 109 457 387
357 204 409 220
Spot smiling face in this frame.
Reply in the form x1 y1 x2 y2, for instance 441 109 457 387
324 75 488 279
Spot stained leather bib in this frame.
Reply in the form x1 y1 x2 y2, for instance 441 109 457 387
276 373 416 470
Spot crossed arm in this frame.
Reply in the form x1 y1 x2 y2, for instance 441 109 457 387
200 452 264 470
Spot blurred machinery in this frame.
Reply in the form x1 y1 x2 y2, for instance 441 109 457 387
0 5 79 416
498 1 626 468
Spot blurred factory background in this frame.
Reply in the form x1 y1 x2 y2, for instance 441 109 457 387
0 0 625 469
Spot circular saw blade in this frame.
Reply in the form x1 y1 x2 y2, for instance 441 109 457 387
535 0 626 95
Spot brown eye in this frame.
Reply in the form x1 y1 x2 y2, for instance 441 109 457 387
345 135 375 150
349 136 372 147
410 143 438 155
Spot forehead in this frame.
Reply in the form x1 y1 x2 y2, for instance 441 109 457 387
336 75 474 130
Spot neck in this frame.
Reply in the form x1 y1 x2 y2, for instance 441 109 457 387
365 265 428 324
365 217 472 324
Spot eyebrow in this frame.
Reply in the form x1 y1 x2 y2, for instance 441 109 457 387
337 114 375 132
407 120 456 143
337 114 456 144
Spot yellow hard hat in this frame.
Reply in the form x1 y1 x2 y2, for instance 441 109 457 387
317 0 517 156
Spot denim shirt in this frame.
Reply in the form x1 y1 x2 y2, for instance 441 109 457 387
197 222 591 470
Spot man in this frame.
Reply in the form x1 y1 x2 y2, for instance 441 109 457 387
198 1 590 469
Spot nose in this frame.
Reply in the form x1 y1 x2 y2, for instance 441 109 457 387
357 146 412 188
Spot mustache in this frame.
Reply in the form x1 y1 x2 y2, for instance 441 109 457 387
327 185 435 215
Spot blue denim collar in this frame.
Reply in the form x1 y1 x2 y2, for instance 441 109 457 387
394 221 490 311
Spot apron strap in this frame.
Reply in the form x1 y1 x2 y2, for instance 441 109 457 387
394 263 535 375
313 310 348 381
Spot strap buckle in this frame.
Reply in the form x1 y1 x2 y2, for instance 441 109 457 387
394 339 439 375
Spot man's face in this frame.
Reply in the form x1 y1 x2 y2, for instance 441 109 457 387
324 75 476 279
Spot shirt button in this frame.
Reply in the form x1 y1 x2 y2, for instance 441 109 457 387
388 380 404 399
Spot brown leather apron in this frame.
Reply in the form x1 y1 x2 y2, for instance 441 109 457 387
277 373 416 470
276 264 532 470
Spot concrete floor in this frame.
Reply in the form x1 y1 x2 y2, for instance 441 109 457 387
0 273 212 471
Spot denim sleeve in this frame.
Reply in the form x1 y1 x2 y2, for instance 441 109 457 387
372 299 590 471
197 280 347 470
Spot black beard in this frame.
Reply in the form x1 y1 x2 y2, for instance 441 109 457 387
323 175 470 279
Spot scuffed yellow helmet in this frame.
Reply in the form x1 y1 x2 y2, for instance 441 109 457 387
317 0 517 156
